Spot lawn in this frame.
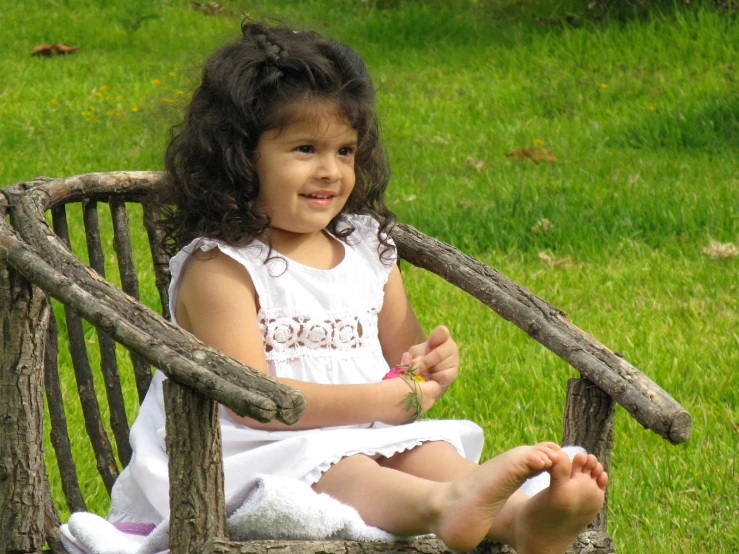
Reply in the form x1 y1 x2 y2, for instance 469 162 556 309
1 0 737 552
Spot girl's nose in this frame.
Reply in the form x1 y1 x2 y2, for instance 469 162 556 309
315 155 342 181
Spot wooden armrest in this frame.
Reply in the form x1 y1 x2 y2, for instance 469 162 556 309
1 175 304 425
392 224 692 444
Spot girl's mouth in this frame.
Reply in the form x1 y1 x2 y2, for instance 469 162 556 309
301 192 336 207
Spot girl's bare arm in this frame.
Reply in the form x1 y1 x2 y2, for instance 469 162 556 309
377 265 460 392
176 250 439 430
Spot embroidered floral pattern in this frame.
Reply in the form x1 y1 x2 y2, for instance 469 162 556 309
261 312 375 356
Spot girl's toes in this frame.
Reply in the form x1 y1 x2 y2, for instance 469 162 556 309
582 454 599 473
596 471 609 490
591 462 605 479
540 441 562 451
570 452 588 475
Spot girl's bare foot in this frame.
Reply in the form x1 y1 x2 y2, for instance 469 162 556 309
430 442 562 552
512 452 608 554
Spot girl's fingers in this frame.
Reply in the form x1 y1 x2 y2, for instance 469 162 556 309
407 343 426 359
425 325 450 352
413 347 454 375
429 367 458 389
420 379 443 403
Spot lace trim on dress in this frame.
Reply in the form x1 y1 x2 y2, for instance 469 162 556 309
260 309 378 359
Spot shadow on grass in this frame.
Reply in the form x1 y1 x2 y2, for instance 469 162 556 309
306 0 727 55
616 94 739 151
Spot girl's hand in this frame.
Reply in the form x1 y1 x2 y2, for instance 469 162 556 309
378 376 441 425
406 325 459 394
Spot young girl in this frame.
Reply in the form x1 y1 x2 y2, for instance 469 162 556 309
108 22 608 554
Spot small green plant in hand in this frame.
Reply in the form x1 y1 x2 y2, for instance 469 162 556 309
383 363 426 422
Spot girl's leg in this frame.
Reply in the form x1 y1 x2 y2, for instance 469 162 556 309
314 443 562 552
378 439 478 480
312 454 439 536
378 440 528 541
378 441 608 554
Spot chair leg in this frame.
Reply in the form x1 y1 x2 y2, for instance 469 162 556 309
164 379 228 554
0 262 50 554
562 378 615 537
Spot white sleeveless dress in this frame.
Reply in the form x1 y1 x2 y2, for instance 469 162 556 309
107 214 484 524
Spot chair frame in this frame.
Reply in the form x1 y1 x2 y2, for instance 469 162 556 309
0 172 691 554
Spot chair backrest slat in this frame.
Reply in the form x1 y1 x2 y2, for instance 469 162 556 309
82 200 133 467
83 200 106 276
110 200 139 300
110 200 152 403
51 205 120 494
42 471 64 554
143 201 171 321
44 311 88 514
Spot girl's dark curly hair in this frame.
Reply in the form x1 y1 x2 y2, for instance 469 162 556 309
160 21 393 261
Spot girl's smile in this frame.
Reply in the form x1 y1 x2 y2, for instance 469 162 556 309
254 104 358 247
301 189 338 207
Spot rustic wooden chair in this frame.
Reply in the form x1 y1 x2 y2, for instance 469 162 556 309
0 172 692 554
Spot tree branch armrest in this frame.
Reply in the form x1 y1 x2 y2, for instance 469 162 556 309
392 223 692 444
1 178 305 425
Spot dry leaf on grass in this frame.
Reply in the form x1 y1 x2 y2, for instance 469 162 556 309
30 43 81 56
538 251 573 268
191 1 234 16
466 156 486 171
702 240 738 259
531 218 553 233
506 147 557 164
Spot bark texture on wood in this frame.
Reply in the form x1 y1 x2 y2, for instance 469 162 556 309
562 379 615 532
1 178 305 425
44 311 88 514
43 467 65 554
142 200 172 321
165 379 228 554
0 212 50 553
52 206 120 493
392 223 691 445
82 200 133 468
196 530 613 554
198 538 514 554
110 199 153 405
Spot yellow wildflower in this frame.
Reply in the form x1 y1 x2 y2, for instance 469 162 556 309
648 106 655 112
100 85 110 91
153 79 161 86
51 99 59 106
533 138 544 146
168 72 177 77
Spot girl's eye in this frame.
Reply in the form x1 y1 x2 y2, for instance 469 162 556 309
338 147 355 156
297 145 314 154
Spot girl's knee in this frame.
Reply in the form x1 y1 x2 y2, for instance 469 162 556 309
314 453 379 491
380 440 460 470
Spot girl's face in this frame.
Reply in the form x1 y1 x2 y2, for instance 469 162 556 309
254 104 358 241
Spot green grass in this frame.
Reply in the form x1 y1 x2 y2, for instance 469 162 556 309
2 0 737 552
